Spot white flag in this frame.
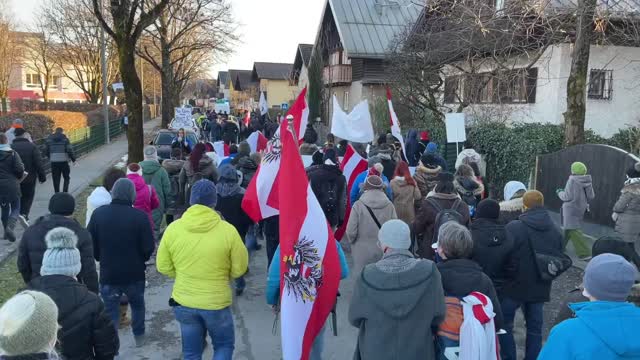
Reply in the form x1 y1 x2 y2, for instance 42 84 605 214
387 88 407 161
259 91 269 116
330 96 374 144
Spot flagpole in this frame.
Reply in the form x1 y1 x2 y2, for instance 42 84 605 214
286 114 298 143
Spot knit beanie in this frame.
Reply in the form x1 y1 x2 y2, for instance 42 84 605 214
0 291 59 356
238 141 251 155
48 192 75 216
40 227 81 278
522 190 544 209
584 253 638 301
426 142 438 154
190 179 218 207
571 162 587 175
420 131 430 141
378 220 411 250
476 199 500 220
368 163 383 177
127 163 143 176
363 175 384 191
144 146 158 161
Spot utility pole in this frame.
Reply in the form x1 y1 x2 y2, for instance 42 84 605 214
100 0 110 144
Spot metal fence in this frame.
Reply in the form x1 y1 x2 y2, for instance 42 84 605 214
36 119 125 174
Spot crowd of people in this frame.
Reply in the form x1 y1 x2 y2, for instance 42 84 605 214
1 113 640 360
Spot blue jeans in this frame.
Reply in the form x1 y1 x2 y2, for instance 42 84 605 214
245 224 258 254
1 198 20 229
174 306 235 360
499 297 544 360
100 281 146 336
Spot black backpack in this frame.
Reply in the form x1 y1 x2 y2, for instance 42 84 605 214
428 198 465 243
317 179 340 226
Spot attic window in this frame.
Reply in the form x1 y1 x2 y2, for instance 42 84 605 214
588 69 613 100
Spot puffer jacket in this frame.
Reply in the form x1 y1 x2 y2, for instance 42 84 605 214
499 197 524 225
127 174 160 231
0 148 24 203
390 177 421 224
11 137 46 184
45 132 75 163
613 181 640 244
346 189 398 274
558 174 595 229
180 156 218 187
413 165 441 199
27 275 119 360
17 214 99 293
140 160 171 230
157 205 249 310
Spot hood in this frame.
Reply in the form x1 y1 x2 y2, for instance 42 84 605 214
459 148 480 160
180 204 221 233
570 174 593 188
359 188 392 209
416 165 441 175
499 198 524 212
87 186 112 209
622 183 640 195
237 156 257 171
407 129 418 141
519 207 553 231
0 150 12 161
361 252 436 318
49 132 67 142
127 174 148 191
571 301 640 357
455 177 479 192
162 159 185 174
307 164 342 179
140 160 162 175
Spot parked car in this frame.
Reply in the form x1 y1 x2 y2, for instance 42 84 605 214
151 129 198 162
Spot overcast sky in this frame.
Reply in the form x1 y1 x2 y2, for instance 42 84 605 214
9 0 326 77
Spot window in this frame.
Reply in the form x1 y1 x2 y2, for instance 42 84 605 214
444 68 537 104
51 76 60 88
588 69 613 100
25 73 41 87
343 92 349 111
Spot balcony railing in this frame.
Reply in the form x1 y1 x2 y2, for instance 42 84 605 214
323 65 352 86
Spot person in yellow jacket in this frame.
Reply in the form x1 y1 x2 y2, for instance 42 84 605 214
157 179 248 360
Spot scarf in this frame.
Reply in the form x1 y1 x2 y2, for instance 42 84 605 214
459 292 498 360
216 181 244 198
0 144 12 151
625 177 640 186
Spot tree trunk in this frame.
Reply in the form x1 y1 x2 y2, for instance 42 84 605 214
160 58 174 128
119 41 144 163
42 89 49 110
563 0 596 146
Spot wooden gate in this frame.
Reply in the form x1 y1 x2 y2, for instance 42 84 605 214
535 144 640 226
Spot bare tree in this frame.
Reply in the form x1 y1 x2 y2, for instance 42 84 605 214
42 0 119 104
91 0 170 162
138 0 236 127
22 22 58 108
0 1 18 114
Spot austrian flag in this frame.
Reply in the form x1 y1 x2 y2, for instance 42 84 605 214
278 120 340 360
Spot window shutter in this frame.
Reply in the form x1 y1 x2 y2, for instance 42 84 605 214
526 68 538 103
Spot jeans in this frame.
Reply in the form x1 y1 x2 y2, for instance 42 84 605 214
1 198 20 229
499 297 544 360
100 281 146 336
245 224 258 255
51 162 70 193
174 305 235 360
20 179 36 218
310 323 326 360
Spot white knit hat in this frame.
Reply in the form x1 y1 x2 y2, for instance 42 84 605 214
378 220 411 250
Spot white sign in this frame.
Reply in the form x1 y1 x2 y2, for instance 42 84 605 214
172 107 193 129
445 113 467 144
112 83 124 91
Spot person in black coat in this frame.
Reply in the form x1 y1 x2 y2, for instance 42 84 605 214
222 119 239 145
27 226 119 360
306 148 346 228
11 128 46 220
88 178 154 338
215 165 253 295
435 221 504 331
470 199 516 295
500 190 563 360
0 132 25 242
18 193 99 293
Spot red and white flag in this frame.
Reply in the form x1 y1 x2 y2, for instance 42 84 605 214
241 87 309 222
278 119 341 360
243 111 251 128
334 144 368 241
387 88 407 161
247 131 268 153
213 141 229 157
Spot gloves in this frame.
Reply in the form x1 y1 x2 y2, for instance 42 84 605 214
612 213 619 222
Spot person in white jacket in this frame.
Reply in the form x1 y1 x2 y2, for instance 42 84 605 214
85 168 125 226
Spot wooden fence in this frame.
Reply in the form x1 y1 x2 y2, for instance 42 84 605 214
534 144 640 226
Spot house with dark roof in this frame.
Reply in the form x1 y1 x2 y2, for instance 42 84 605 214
314 0 422 112
251 62 295 109
228 69 256 112
292 44 314 93
217 71 229 99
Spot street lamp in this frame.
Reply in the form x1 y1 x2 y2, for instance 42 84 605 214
100 0 110 144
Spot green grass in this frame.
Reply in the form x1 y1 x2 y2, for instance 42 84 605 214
0 177 103 305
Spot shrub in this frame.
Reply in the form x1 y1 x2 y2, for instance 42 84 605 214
0 113 55 140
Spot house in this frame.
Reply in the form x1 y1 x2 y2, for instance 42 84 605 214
228 69 256 113
431 0 640 137
291 44 314 94
314 0 422 113
217 71 230 100
251 62 296 109
7 32 88 104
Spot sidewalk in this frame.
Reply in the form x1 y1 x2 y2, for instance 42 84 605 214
0 119 160 263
